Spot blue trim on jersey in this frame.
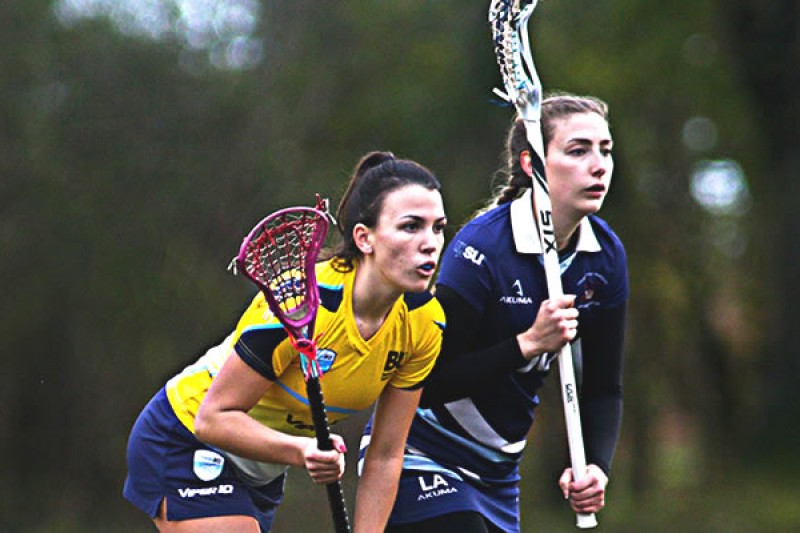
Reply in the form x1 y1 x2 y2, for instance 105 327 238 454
273 379 359 415
319 283 344 313
242 322 285 332
236 324 288 381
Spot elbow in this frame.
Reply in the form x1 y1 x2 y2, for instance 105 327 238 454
193 408 214 444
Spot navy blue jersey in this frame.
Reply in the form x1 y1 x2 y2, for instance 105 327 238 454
367 190 628 500
440 194 627 352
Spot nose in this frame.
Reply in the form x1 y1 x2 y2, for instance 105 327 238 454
420 227 441 254
590 150 610 179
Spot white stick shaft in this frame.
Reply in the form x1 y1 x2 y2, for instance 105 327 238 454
492 0 599 525
530 152 597 529
557 345 598 529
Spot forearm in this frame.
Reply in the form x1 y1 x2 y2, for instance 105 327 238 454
194 352 313 467
354 452 404 532
195 409 312 467
422 337 524 405
421 285 527 405
355 386 420 531
581 394 622 475
579 302 626 474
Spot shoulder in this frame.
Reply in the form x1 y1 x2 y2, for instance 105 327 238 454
457 204 512 242
236 291 270 327
583 216 630 303
587 216 627 260
316 260 347 312
402 291 446 329
315 259 347 286
443 205 513 263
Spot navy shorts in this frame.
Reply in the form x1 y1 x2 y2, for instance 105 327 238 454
123 387 285 532
388 469 520 533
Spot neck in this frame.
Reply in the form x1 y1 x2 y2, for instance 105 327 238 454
555 217 580 251
351 262 399 337
534 194 581 252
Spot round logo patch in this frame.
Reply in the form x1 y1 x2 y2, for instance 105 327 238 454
193 449 224 481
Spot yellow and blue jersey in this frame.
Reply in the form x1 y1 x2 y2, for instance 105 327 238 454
166 259 445 438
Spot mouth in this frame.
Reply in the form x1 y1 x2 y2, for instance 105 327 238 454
416 261 437 277
585 184 606 197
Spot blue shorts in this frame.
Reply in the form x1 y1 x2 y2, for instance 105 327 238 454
388 469 520 533
123 387 285 532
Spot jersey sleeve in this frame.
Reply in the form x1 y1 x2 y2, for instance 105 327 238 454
232 292 291 381
578 225 629 474
579 302 626 474
597 219 630 308
388 295 446 390
436 227 494 313
419 284 528 406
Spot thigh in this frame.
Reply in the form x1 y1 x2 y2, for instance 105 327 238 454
155 498 260 533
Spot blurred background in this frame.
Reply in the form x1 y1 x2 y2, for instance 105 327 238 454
2 1 799 531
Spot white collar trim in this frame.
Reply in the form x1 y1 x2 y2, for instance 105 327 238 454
510 189 601 254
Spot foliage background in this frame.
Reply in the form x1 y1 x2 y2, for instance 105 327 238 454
1 1 799 531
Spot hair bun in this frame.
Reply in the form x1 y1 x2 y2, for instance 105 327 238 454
355 151 396 178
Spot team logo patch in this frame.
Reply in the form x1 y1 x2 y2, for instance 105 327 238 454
499 278 534 305
381 350 408 380
452 240 485 266
193 450 224 481
575 272 609 308
416 473 458 501
316 348 336 374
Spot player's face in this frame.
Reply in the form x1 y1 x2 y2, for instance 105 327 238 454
545 112 614 222
368 184 447 294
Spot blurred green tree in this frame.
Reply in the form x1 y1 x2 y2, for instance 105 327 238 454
0 1 797 531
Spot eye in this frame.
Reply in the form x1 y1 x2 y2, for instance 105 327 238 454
433 221 447 233
567 147 587 156
601 147 613 157
400 221 419 232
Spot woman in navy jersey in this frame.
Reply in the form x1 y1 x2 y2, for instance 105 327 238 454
361 94 628 532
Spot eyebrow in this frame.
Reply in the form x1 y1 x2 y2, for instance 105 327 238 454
567 137 613 146
399 214 447 222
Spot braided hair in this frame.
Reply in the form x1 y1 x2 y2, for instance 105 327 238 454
485 93 609 210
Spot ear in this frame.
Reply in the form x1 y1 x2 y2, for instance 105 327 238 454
520 150 534 177
353 223 374 255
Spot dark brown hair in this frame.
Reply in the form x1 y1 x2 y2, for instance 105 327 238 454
488 93 609 208
328 151 442 270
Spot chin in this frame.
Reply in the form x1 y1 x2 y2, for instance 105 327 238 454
405 283 429 293
402 278 431 293
582 201 604 215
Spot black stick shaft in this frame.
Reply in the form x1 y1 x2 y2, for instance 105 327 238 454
306 377 352 533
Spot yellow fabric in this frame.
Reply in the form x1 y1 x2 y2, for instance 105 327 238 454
166 260 444 437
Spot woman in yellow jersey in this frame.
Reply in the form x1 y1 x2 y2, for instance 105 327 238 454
124 151 448 532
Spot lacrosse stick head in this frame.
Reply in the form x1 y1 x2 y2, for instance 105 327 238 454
235 204 329 339
489 0 544 154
